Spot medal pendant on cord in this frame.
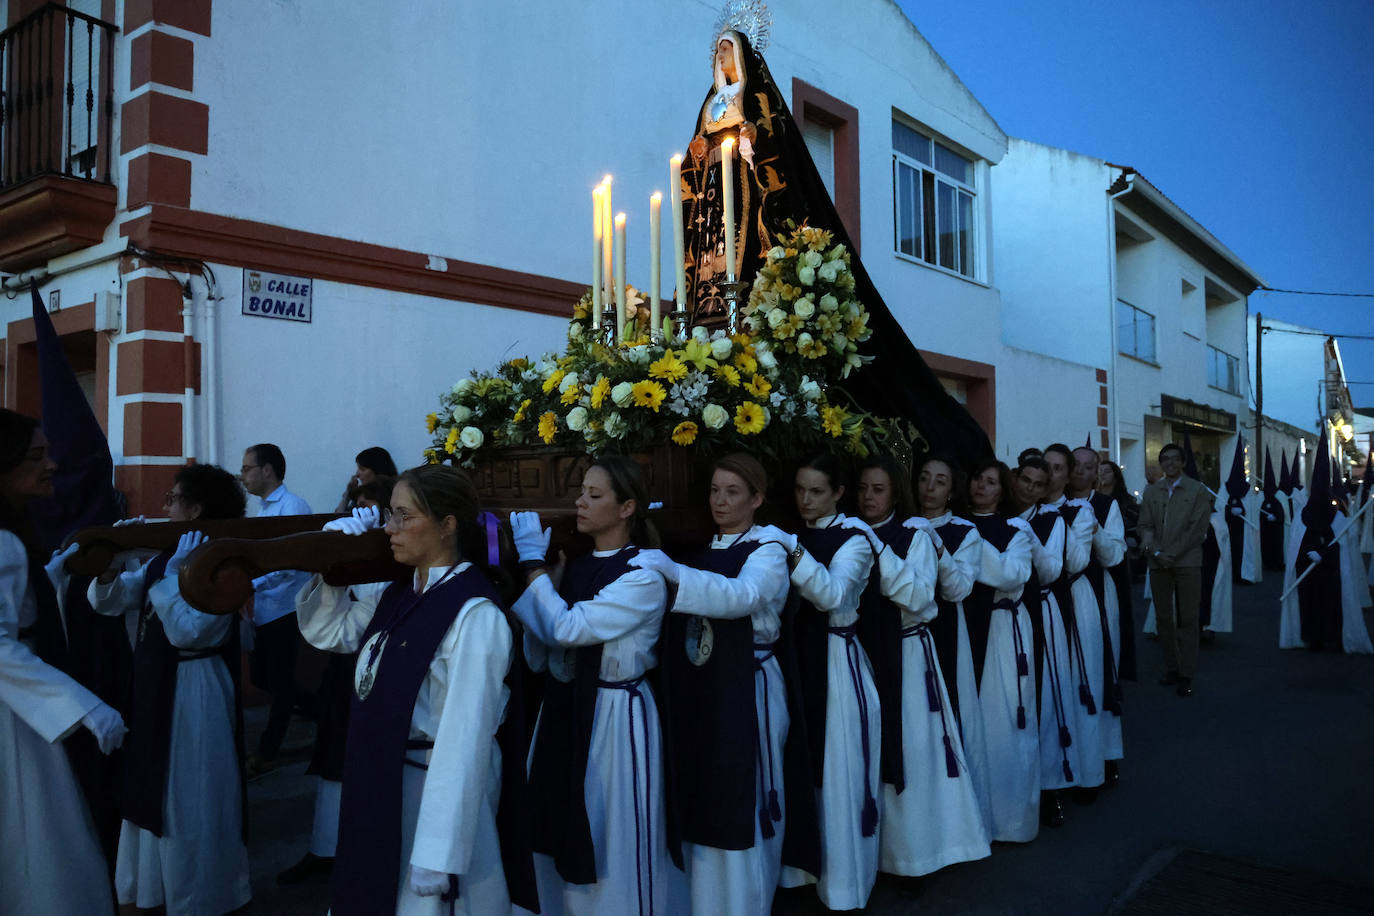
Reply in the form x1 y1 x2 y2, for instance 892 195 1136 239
685 615 714 666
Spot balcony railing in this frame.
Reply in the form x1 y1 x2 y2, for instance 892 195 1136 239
1 3 117 189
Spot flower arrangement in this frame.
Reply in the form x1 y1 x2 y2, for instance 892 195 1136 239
426 225 892 467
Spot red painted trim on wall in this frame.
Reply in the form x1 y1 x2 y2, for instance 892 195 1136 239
791 78 861 255
130 30 195 92
120 92 210 156
918 348 997 445
124 0 211 37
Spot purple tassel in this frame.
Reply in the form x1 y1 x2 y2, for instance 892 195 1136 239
1079 684 1097 715
861 796 878 837
1059 726 1072 749
768 789 782 821
943 735 959 778
1016 705 1026 730
759 806 775 839
925 669 941 712
1017 652 1029 676
1063 759 1074 782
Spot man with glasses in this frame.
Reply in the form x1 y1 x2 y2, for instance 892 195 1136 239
1138 443 1213 697
240 443 312 773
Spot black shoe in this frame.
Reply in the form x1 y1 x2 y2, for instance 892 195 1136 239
1175 678 1193 697
1071 786 1099 806
1040 790 1065 827
276 852 334 885
1158 671 1179 686
1200 629 1217 644
1105 760 1120 787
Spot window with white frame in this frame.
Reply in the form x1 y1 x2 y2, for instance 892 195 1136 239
892 119 978 279
1207 344 1240 394
1117 299 1156 362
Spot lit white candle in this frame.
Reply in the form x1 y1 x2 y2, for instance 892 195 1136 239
602 175 614 317
591 184 604 328
649 192 662 338
670 154 686 309
721 137 736 281
614 213 628 340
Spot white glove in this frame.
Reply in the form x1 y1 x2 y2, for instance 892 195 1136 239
1262 511 1276 522
629 549 680 584
81 702 127 755
164 531 207 579
902 516 932 532
113 515 146 527
408 864 450 897
1229 506 1244 517
45 542 80 578
1306 550 1322 563
748 524 796 554
839 516 883 555
913 602 938 625
509 511 551 564
323 505 380 536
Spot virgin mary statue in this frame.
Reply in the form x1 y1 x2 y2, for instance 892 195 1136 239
680 17 992 466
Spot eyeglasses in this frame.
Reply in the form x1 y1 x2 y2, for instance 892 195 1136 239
164 490 186 506
382 508 419 529
240 464 260 474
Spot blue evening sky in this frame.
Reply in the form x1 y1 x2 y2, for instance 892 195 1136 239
897 0 1373 404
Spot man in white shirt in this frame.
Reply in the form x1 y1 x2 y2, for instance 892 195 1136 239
241 443 313 769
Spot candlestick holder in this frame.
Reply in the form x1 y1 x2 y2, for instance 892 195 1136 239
601 305 618 346
669 306 690 342
720 280 748 336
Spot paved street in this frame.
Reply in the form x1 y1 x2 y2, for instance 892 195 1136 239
239 572 1374 914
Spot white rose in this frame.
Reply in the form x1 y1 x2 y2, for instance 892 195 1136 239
702 403 729 429
818 261 840 283
452 378 475 396
794 299 815 320
604 412 627 438
460 426 484 450
820 293 839 312
710 337 734 360
797 266 815 286
559 372 579 394
452 405 473 425
611 381 635 407
625 345 652 365
691 325 711 344
798 332 814 350
767 308 787 328
757 347 778 370
800 376 822 401
568 322 583 340
767 246 786 259
566 406 588 431
802 250 823 268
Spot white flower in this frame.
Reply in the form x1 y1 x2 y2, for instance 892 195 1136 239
767 308 787 329
802 250 823 269
757 347 778 370
452 405 472 425
624 345 652 365
566 406 588 431
702 403 729 429
820 293 839 312
798 331 815 350
452 378 475 396
611 381 635 407
568 322 583 340
460 426 484 449
797 266 815 286
800 376 822 401
767 246 786 259
826 243 846 262
794 299 815 320
691 325 711 344
710 337 734 360
559 372 580 394
832 332 848 352
818 261 840 283
604 412 628 438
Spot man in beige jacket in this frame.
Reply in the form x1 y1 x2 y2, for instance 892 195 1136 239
1138 443 1214 696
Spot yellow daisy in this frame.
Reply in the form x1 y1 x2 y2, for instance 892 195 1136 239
714 364 741 387
671 420 699 446
649 350 689 383
513 398 532 422
631 380 667 412
733 351 758 375
538 411 558 444
590 376 611 408
561 384 582 406
425 412 439 434
542 369 566 394
735 402 766 435
744 373 771 398
444 426 460 453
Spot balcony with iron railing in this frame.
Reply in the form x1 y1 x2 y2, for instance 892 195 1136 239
0 3 117 272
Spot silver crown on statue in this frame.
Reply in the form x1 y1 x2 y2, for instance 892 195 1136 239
710 0 771 61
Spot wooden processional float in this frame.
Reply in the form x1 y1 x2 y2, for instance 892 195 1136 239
62 447 710 616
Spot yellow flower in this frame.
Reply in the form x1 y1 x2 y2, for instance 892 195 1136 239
561 384 582 406
772 313 804 340
682 338 719 371
822 405 848 438
538 411 558 444
425 412 439 434
671 420 699 446
631 380 667 412
649 350 689 383
444 426 460 453
798 333 828 359
733 352 757 376
735 402 766 435
505 357 529 371
542 369 566 394
513 398 532 422
589 375 611 408
714 364 741 387
423 448 439 464
744 373 771 398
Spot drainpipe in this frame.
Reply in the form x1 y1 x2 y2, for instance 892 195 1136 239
181 282 197 464
203 287 219 466
1105 167 1135 465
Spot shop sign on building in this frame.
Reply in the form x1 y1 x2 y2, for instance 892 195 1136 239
1160 393 1235 432
242 270 312 323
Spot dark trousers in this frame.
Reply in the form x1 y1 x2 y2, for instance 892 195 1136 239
252 613 302 759
1153 565 1202 679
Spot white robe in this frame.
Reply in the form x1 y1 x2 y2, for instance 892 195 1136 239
1020 506 1076 791
513 552 676 916
1235 489 1262 584
871 515 990 873
88 566 251 915
670 528 790 916
1335 512 1372 610
777 514 881 911
1090 500 1127 763
0 532 114 916
1051 495 1104 789
1278 513 1373 654
298 563 514 916
969 515 1039 843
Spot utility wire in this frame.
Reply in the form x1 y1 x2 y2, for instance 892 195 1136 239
1259 325 1374 341
1259 286 1374 298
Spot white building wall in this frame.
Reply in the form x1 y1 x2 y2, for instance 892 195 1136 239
993 346 1100 461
